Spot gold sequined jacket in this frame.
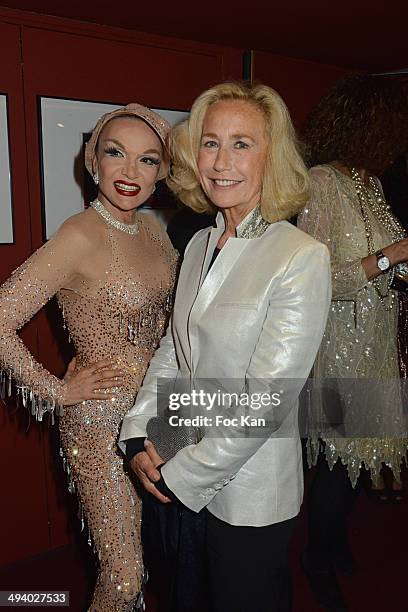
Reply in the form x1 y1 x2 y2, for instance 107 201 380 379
298 164 407 486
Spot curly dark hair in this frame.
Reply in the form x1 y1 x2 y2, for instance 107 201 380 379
301 75 408 174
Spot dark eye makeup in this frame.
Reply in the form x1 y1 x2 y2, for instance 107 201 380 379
140 156 160 166
104 146 123 157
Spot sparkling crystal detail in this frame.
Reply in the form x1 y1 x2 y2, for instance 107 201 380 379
90 199 140 235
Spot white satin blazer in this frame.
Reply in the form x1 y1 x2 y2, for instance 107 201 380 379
120 208 331 526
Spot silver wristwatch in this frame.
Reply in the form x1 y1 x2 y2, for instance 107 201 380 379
375 250 391 272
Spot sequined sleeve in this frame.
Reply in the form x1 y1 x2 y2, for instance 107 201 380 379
0 223 86 420
298 166 369 299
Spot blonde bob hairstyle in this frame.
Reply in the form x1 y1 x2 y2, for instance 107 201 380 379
166 81 310 222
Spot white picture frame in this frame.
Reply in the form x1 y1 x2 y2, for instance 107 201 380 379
0 94 13 244
39 97 189 239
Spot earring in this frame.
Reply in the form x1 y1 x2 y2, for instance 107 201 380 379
93 171 99 185
152 184 156 194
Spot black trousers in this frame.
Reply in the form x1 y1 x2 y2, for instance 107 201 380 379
142 492 208 612
206 512 296 612
306 455 361 569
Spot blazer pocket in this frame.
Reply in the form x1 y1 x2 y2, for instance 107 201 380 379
215 301 259 310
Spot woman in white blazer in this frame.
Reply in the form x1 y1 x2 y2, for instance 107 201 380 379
119 81 331 612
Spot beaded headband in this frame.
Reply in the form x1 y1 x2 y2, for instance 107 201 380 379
84 103 171 180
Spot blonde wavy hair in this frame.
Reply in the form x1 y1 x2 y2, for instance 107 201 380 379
166 81 310 222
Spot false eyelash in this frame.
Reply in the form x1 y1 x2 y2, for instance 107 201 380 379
141 157 160 166
104 147 122 155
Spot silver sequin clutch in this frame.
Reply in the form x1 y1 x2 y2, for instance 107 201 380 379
146 414 201 462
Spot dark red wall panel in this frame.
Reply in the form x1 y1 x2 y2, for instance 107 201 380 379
0 21 32 272
0 22 50 568
252 51 352 127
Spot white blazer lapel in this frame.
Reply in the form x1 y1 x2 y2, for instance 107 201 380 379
189 207 265 326
197 225 223 290
190 237 251 324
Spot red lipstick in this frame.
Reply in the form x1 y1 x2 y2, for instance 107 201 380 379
113 180 141 197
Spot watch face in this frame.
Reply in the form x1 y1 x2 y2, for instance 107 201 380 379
377 255 390 271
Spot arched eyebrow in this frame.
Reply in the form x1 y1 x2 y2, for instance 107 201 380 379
101 139 161 156
201 132 255 142
142 148 162 156
230 134 255 141
101 138 125 148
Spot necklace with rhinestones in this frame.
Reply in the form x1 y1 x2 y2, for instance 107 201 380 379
350 167 406 304
90 199 139 235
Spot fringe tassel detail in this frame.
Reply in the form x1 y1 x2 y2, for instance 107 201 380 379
0 366 64 423
118 292 173 346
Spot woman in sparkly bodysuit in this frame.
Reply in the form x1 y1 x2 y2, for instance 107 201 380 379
0 104 177 611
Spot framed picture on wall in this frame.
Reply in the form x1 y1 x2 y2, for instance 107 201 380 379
39 97 189 239
0 94 14 244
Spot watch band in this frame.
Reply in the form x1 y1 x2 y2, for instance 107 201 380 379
375 250 391 272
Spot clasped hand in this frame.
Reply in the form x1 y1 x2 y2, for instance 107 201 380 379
130 440 171 504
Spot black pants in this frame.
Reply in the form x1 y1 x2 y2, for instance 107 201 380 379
206 512 296 612
142 492 208 612
306 456 361 569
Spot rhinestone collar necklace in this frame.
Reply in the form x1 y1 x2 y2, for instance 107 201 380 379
90 199 139 235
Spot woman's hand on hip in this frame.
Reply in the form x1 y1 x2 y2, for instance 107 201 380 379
62 358 125 406
130 441 170 503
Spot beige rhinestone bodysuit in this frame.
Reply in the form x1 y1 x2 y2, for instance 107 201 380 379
0 208 178 611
